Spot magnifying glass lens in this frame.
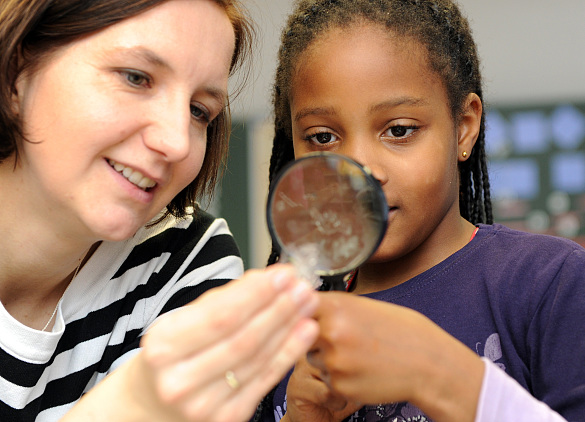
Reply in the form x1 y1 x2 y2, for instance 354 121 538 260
266 153 388 284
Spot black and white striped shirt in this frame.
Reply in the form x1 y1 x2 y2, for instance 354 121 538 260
0 210 243 421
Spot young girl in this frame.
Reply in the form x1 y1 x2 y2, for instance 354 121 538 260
0 1 320 421
259 0 585 421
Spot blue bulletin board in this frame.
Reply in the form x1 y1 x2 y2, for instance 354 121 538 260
486 103 585 245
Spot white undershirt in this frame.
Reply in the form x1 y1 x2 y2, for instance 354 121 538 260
476 358 567 422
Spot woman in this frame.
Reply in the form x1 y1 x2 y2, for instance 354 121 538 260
0 1 319 421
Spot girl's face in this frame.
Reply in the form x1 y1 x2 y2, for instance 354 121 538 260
11 0 235 241
290 24 479 267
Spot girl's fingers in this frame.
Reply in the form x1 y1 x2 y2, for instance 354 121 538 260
294 357 348 411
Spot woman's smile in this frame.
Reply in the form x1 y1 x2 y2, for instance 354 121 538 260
107 159 158 191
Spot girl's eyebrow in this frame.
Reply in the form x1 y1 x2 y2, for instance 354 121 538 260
294 97 429 122
369 97 429 113
294 106 336 122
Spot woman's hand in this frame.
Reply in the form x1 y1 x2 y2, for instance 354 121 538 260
283 355 361 422
65 265 320 422
306 292 484 422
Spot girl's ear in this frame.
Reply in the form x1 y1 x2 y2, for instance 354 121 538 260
457 93 482 162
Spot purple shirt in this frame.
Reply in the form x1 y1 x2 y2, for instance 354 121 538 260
268 224 585 421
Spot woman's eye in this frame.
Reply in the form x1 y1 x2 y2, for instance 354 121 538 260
121 70 151 88
190 104 210 123
386 125 417 138
306 132 338 145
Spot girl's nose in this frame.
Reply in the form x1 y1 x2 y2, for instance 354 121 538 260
364 162 388 186
341 142 389 187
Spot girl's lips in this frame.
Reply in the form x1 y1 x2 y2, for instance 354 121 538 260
107 159 157 191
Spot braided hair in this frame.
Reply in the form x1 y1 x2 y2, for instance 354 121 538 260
266 0 493 268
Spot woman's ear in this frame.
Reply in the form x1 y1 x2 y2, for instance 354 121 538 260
457 93 482 162
11 75 24 115
11 55 30 116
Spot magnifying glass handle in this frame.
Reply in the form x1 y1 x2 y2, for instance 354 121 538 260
279 252 323 289
330 279 347 291
320 274 347 291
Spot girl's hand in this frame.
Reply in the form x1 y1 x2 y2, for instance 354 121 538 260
307 292 484 422
65 265 320 422
283 355 361 422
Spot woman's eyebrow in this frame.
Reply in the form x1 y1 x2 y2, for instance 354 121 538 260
108 46 228 105
109 46 171 70
204 86 228 108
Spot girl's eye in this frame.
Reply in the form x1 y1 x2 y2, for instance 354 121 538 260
121 70 151 88
385 125 417 139
306 131 338 145
190 104 211 124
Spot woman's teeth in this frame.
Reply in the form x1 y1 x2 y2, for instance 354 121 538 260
108 159 157 191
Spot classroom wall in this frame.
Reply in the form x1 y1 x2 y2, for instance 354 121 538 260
220 0 585 269
231 0 585 117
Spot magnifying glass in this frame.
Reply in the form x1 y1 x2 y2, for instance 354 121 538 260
266 152 388 290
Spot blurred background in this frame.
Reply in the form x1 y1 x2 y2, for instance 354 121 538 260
210 0 585 269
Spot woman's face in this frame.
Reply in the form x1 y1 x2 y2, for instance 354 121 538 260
12 0 235 241
290 24 478 267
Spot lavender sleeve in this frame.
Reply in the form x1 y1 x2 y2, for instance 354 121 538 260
476 358 567 422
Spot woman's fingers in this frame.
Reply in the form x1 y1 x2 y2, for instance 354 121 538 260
142 264 307 365
202 318 320 422
137 264 321 421
153 280 319 402
157 318 319 422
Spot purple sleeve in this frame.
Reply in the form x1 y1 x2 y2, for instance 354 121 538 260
476 358 567 422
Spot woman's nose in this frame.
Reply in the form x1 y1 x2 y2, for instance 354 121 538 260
143 98 193 163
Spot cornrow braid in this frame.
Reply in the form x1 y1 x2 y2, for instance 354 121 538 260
266 124 295 265
268 0 492 265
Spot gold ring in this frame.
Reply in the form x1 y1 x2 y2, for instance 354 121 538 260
225 370 240 390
